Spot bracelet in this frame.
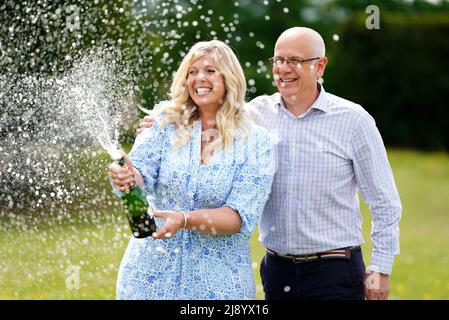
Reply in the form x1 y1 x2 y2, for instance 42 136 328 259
180 211 188 229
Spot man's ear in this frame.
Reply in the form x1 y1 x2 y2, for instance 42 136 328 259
316 56 328 78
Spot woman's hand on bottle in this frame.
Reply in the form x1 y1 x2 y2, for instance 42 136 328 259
151 210 186 239
108 153 135 192
137 115 154 135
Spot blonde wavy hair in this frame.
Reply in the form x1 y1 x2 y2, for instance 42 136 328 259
156 40 250 150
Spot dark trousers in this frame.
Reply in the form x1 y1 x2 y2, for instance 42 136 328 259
260 247 366 300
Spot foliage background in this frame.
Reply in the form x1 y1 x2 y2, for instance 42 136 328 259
1 0 448 300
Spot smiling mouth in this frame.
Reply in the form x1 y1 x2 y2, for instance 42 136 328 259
280 78 297 83
195 87 212 95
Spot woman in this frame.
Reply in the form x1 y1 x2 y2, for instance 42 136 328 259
108 40 277 299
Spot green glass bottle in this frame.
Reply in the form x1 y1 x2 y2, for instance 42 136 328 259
117 156 157 238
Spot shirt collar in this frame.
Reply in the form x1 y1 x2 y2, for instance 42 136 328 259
275 82 329 114
311 83 329 113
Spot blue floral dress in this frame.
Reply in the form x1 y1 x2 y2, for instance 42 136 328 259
115 117 277 300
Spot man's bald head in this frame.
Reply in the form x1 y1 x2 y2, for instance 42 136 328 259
272 27 328 111
275 27 326 57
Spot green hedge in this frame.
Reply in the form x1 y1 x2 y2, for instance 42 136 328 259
325 13 449 151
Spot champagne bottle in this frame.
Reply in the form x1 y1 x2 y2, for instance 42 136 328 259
117 156 157 238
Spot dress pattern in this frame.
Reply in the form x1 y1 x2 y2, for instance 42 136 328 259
115 116 277 300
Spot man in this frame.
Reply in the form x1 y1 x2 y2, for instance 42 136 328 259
137 27 402 300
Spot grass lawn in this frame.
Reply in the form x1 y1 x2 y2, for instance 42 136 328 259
0 149 448 299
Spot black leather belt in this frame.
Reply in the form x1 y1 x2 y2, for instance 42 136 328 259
266 246 359 263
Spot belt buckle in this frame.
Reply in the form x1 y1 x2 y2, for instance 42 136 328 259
292 254 313 263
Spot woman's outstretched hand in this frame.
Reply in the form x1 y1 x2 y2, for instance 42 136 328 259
151 210 186 239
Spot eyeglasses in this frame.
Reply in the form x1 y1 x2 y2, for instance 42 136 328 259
269 56 321 68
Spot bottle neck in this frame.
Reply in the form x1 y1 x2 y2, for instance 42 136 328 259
118 157 126 167
129 180 137 190
118 156 137 191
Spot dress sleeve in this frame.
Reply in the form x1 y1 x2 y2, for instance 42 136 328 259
225 130 277 238
126 119 165 196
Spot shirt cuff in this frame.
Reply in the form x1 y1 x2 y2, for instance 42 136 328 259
367 251 396 275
